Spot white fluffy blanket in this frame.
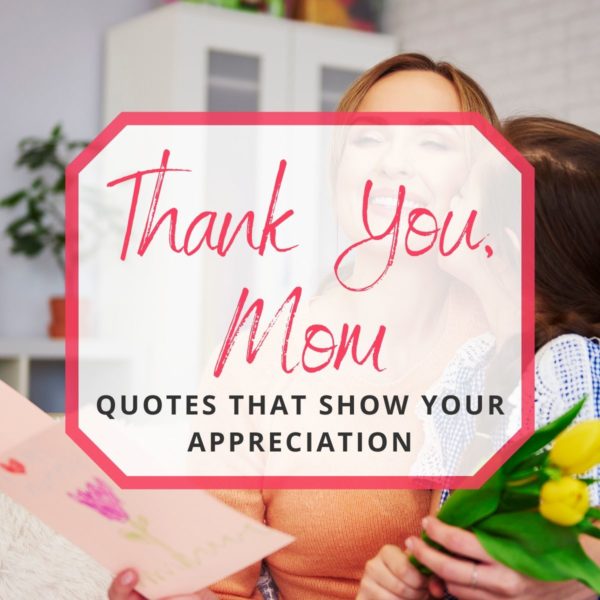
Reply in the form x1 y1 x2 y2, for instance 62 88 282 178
0 492 111 599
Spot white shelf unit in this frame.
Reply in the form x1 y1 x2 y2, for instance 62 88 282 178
0 339 135 415
0 339 65 409
103 3 397 120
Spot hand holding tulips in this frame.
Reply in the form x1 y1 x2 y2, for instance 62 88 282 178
407 398 600 594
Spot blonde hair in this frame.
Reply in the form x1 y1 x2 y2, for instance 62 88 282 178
337 52 499 127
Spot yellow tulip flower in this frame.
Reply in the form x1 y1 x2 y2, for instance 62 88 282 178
540 477 589 526
550 420 600 475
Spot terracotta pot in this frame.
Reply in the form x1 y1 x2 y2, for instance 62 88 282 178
48 296 65 338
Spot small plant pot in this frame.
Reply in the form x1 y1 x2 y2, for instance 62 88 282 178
48 296 65 338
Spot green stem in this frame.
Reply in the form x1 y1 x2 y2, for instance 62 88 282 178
408 553 432 575
125 515 193 567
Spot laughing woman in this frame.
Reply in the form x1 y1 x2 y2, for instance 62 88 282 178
358 117 600 599
108 53 501 600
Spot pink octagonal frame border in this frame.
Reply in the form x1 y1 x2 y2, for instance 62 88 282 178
65 112 535 490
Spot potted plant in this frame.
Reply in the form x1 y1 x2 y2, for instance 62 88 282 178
0 124 87 338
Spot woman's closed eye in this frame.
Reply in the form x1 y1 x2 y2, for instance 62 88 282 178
351 129 387 147
418 136 449 151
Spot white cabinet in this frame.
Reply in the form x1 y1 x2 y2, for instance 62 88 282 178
0 339 135 415
103 3 396 120
0 339 67 414
290 24 396 111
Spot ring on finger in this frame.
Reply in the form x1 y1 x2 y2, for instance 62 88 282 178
469 563 479 588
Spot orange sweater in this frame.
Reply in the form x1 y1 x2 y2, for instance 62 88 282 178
206 286 483 598
208 489 431 600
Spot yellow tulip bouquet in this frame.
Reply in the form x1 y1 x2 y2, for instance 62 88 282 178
412 398 600 592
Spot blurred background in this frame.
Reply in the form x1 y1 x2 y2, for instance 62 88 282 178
0 0 598 413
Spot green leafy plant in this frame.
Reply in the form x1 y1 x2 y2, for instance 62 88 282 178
0 124 88 274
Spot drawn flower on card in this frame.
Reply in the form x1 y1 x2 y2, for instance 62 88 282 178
68 477 193 566
122 514 193 567
0 458 26 474
68 477 129 522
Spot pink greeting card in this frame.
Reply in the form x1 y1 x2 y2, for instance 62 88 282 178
0 382 293 598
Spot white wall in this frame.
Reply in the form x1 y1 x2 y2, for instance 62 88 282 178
1 0 599 337
384 0 600 132
0 0 159 337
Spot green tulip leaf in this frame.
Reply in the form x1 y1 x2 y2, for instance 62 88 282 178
578 520 600 540
586 507 600 521
498 489 541 512
504 481 544 496
504 398 587 474
581 478 600 486
506 451 549 481
437 470 504 528
475 511 575 553
476 528 600 592
474 511 600 593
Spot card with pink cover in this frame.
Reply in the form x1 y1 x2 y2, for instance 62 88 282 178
0 382 293 599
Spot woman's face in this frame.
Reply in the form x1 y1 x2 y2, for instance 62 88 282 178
334 70 471 274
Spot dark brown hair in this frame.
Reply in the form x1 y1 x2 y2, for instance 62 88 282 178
337 52 500 127
503 116 600 349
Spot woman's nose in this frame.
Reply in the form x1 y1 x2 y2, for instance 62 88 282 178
378 145 414 179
